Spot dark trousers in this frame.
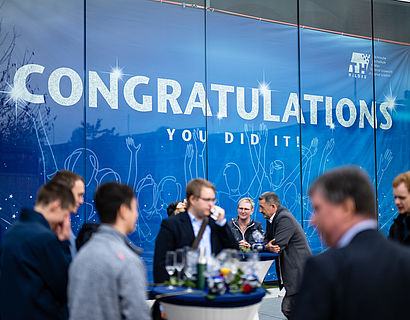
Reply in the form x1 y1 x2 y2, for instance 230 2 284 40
282 292 296 319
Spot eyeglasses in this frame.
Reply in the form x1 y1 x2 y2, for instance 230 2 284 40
198 197 217 204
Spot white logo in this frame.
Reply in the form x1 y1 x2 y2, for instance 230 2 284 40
348 52 370 79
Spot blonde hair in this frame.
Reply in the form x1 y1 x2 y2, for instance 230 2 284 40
238 197 254 209
392 171 410 192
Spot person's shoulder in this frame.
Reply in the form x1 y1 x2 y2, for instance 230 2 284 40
276 208 297 224
253 219 263 226
384 234 410 257
277 206 295 217
305 248 343 275
169 210 189 220
20 222 58 247
162 210 189 225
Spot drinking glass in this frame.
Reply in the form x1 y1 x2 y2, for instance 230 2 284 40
165 251 176 289
175 248 185 282
184 249 198 292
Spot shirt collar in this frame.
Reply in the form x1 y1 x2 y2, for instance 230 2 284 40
187 211 201 224
337 219 377 248
269 212 276 223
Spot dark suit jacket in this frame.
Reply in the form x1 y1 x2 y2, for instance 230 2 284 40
0 208 71 320
264 205 311 295
293 229 410 320
388 213 410 245
153 211 236 283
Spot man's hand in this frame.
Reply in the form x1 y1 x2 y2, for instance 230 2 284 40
266 238 280 253
54 215 71 241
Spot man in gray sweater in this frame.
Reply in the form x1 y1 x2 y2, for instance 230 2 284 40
68 182 150 320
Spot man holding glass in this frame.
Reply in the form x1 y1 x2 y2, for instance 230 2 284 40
153 178 236 283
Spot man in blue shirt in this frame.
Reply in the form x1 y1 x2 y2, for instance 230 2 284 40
0 181 75 319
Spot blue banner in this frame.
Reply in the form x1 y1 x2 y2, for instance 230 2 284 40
0 0 409 282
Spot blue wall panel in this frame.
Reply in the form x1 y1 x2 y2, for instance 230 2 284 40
0 0 409 283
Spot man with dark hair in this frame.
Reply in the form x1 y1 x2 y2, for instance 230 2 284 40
166 200 186 216
153 178 236 283
0 181 75 319
68 182 150 320
50 169 85 256
388 170 410 245
75 222 100 251
258 191 311 319
293 166 410 320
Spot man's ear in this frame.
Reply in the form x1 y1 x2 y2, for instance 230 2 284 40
48 199 61 213
341 197 356 218
117 204 128 221
188 195 195 205
271 203 277 212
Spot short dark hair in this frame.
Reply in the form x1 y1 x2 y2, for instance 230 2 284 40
259 192 280 206
167 201 180 217
186 178 215 208
392 171 410 192
50 170 84 189
76 222 100 251
36 181 75 210
94 182 135 224
309 166 376 219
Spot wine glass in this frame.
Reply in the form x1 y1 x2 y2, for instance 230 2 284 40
175 248 185 283
184 249 198 292
165 251 176 289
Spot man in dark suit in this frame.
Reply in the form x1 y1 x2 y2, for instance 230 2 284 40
293 166 410 320
153 178 236 283
388 170 410 245
0 181 74 319
259 192 311 319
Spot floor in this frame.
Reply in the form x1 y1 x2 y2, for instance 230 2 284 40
258 294 286 320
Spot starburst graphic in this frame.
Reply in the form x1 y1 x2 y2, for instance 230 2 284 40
257 71 278 97
384 92 397 112
382 86 404 112
111 66 124 80
102 58 131 81
0 82 27 120
258 81 271 96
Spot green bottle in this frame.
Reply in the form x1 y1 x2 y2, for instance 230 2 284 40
197 247 207 290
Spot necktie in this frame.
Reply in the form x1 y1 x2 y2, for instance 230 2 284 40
266 221 273 240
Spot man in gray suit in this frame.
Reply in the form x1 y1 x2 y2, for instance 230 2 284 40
259 192 311 319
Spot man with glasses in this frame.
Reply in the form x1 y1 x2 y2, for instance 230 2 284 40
153 178 236 283
227 197 265 250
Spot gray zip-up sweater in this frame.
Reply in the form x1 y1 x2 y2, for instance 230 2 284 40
68 225 150 320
